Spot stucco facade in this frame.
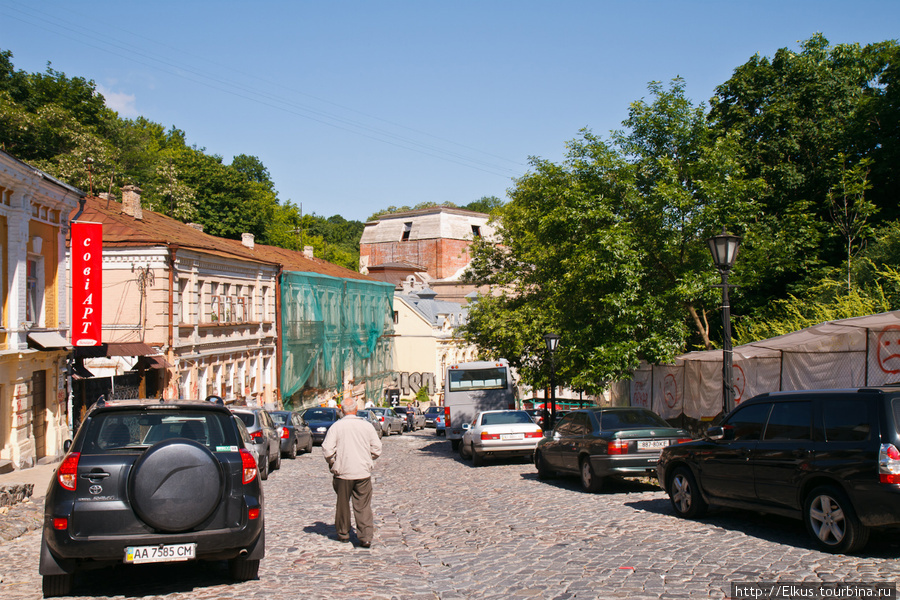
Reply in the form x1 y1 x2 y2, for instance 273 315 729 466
0 151 80 469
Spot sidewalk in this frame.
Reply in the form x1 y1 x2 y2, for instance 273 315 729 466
0 459 60 502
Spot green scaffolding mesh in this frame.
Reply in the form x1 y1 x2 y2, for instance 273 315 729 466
280 271 395 409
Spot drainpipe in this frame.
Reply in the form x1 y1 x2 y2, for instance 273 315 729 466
167 246 178 398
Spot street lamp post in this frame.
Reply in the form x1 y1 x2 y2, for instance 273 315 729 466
543 333 561 431
707 228 742 416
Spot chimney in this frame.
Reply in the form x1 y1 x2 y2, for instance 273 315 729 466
121 185 143 220
187 223 204 233
242 233 255 249
303 246 315 259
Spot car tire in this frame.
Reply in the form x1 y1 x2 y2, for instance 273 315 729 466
579 457 604 493
804 485 870 554
272 449 282 472
305 437 314 453
471 445 484 467
259 453 269 480
131 439 224 532
459 440 470 458
229 556 260 581
287 440 297 460
535 451 554 480
668 466 707 518
42 573 75 597
450 439 460 451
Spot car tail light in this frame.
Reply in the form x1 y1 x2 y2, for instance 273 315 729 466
248 508 260 520
58 452 80 491
249 430 263 441
240 448 258 484
676 438 692 445
53 517 68 530
525 430 543 439
444 407 451 428
280 427 289 439
608 440 629 455
879 444 900 484
481 432 500 440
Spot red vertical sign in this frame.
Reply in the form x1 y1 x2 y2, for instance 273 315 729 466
71 222 102 346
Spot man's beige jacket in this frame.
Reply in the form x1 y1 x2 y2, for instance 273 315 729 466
322 415 383 480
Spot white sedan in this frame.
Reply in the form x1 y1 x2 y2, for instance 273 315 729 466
459 410 545 467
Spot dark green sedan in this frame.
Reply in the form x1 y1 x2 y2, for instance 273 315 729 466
534 407 691 492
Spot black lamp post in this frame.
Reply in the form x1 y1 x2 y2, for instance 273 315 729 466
707 228 742 415
543 333 561 431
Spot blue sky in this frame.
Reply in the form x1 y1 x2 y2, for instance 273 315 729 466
2 1 898 222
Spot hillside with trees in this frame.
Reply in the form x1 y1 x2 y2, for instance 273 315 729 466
461 35 900 393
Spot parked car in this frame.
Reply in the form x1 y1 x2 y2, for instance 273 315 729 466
535 407 690 493
367 407 405 436
358 408 384 438
434 412 446 436
301 407 342 444
424 405 443 428
658 387 900 554
39 397 264 597
269 410 313 458
460 409 544 466
231 407 281 480
395 406 426 431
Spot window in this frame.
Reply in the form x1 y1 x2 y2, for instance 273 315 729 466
26 256 43 325
821 398 871 442
393 310 399 324
447 367 508 391
471 225 481 237
401 222 412 241
178 278 190 324
722 403 772 441
763 401 812 441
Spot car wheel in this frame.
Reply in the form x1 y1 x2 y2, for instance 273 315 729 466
229 556 260 581
471 445 484 467
273 448 282 471
450 439 460 451
131 439 224 532
42 573 75 597
804 485 870 554
287 440 297 460
535 451 554 480
305 437 314 453
459 440 470 458
259 453 269 480
668 466 707 518
579 457 604 493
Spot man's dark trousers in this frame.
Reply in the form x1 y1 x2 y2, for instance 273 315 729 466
332 477 374 543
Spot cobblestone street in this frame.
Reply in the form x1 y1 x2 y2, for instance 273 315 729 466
2 430 900 599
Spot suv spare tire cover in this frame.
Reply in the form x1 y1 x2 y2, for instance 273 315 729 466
130 438 224 532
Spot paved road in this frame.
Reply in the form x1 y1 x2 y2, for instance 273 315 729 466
3 429 900 599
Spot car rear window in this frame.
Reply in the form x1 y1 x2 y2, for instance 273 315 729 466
481 411 534 426
233 412 257 428
304 408 338 421
84 410 232 453
271 413 289 426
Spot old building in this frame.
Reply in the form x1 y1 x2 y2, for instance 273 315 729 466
0 150 81 470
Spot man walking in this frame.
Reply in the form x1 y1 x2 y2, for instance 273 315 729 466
322 396 383 547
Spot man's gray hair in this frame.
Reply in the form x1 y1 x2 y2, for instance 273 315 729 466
341 397 358 413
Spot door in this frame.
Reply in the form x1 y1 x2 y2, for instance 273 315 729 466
698 402 771 502
32 370 47 459
752 400 813 509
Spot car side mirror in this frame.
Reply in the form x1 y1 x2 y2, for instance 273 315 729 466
706 426 725 440
552 431 561 440
63 439 72 453
462 423 471 431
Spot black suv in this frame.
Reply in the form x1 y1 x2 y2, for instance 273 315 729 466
39 398 265 596
657 387 900 554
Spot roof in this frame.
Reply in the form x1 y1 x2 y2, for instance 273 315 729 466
73 195 376 281
397 291 468 329
366 206 489 223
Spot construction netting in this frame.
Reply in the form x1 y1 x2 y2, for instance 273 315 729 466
612 310 900 430
280 272 395 409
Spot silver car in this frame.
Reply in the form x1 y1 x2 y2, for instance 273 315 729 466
368 407 405 436
231 407 281 480
357 408 384 438
460 409 545 467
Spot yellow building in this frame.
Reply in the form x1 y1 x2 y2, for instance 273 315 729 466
0 150 81 470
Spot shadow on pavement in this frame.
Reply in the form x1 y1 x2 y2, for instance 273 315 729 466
63 560 234 598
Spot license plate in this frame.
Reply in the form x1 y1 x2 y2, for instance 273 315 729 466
500 433 524 441
125 543 196 564
637 439 670 451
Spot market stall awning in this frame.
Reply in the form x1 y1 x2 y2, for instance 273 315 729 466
27 331 72 350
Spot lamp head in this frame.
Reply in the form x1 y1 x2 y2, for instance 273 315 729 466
707 228 742 271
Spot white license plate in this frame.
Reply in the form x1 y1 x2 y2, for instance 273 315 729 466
637 439 670 451
500 433 524 441
125 543 196 564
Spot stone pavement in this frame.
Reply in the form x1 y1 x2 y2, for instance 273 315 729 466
2 430 900 599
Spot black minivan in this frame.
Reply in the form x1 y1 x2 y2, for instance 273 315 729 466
657 387 900 554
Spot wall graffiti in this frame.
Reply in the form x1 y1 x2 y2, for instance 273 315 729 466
877 326 900 375
391 372 437 396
